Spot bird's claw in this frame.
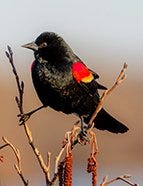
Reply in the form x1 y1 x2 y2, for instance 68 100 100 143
77 130 90 145
17 113 31 125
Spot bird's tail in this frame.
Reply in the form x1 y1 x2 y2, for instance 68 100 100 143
92 108 129 133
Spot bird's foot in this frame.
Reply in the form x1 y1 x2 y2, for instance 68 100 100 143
77 129 90 145
77 116 91 145
17 112 32 125
17 106 45 125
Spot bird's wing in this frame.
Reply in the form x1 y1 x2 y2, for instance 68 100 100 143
72 61 107 89
89 69 99 79
72 61 107 105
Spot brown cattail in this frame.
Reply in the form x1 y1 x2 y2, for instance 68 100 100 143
64 152 73 186
87 155 97 186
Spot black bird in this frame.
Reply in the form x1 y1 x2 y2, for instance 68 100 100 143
22 32 128 133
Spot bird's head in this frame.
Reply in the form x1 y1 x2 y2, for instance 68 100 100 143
22 32 66 60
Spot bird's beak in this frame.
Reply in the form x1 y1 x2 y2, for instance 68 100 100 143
21 42 38 51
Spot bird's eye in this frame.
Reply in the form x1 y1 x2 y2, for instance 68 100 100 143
39 42 47 48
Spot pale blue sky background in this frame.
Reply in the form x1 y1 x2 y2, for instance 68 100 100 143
0 1 143 186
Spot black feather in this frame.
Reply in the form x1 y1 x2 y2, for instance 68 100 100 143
94 108 129 133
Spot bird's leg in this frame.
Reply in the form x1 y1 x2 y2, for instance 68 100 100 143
80 116 85 134
78 116 90 144
18 105 45 125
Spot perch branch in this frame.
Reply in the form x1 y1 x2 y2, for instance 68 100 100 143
6 46 51 186
23 123 51 185
2 137 28 186
71 63 128 147
89 63 128 129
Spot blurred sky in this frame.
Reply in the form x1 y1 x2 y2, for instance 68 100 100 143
0 0 143 185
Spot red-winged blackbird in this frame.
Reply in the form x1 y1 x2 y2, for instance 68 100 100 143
22 32 128 133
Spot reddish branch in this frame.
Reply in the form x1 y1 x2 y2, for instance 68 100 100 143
64 153 73 186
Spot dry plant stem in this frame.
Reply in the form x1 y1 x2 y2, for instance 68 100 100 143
5 46 24 115
47 152 51 182
89 131 99 156
89 63 128 128
55 146 67 174
2 137 28 186
0 144 8 150
100 175 138 186
118 175 138 186
52 126 78 185
6 46 51 186
24 122 51 185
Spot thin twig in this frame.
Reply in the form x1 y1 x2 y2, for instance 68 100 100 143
24 123 51 185
6 46 24 115
2 137 28 186
47 152 51 182
89 131 99 157
55 146 66 175
100 174 138 186
89 63 128 129
0 144 9 150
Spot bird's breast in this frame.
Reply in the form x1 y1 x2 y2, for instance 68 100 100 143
32 60 73 92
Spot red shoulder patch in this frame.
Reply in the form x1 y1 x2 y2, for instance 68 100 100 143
72 61 94 83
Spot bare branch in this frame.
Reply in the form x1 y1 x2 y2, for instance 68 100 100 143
100 174 138 186
2 137 28 186
89 63 128 129
47 152 51 182
6 46 24 115
0 144 8 150
23 122 51 185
